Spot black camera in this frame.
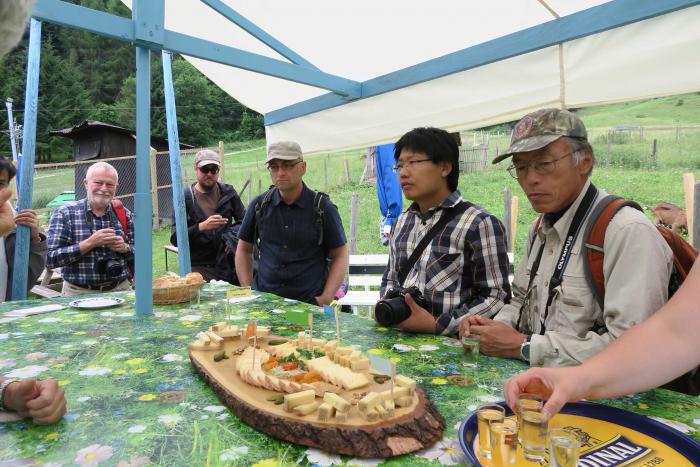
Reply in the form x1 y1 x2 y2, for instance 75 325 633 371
374 286 430 327
96 256 123 279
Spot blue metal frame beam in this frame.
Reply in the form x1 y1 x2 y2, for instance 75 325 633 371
32 0 360 97
11 19 42 301
265 0 700 125
163 30 359 97
161 51 192 277
134 44 153 317
201 0 319 70
32 0 132 42
133 0 164 47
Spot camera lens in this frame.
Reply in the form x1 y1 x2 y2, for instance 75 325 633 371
104 258 122 278
374 296 412 327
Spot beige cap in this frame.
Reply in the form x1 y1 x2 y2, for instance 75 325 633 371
266 141 303 163
194 149 221 167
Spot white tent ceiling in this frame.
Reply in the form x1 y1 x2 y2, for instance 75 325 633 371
126 0 700 154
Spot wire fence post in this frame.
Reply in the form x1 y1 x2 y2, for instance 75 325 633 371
150 148 159 229
218 140 226 183
349 191 358 254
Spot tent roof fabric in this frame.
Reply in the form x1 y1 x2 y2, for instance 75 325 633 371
126 0 700 154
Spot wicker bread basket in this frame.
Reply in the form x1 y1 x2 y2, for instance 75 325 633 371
152 273 205 305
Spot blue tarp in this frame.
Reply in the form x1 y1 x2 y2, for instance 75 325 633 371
375 143 402 245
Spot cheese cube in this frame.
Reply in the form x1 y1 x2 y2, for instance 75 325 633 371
283 390 316 412
317 402 335 421
335 410 347 423
396 396 414 408
323 392 351 413
380 387 410 401
395 375 416 392
375 403 390 420
206 331 223 344
383 399 396 418
363 408 379 422
293 401 320 416
358 392 382 413
196 332 211 344
350 359 370 371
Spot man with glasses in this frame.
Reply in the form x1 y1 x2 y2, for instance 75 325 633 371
235 141 348 305
380 127 512 335
47 162 134 296
459 108 673 367
171 149 245 283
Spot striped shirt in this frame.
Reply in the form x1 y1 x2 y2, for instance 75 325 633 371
381 191 511 336
47 199 134 286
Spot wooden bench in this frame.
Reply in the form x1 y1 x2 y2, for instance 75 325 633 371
337 254 389 317
30 285 61 299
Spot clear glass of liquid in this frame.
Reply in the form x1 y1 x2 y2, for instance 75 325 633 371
476 404 505 459
549 428 581 467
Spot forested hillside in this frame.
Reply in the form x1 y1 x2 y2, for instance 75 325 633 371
0 0 263 161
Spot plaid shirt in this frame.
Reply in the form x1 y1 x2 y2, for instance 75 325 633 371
381 191 511 336
47 199 134 286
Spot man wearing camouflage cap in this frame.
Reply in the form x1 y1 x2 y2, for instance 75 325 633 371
459 108 673 367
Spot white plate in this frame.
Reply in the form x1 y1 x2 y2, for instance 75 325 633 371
69 297 125 309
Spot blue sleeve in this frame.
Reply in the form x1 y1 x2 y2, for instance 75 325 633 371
322 197 347 250
237 197 259 243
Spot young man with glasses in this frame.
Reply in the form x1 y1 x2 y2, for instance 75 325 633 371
459 108 673 367
380 127 512 336
171 149 245 283
235 141 348 305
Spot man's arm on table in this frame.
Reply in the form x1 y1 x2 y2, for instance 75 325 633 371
1 377 66 425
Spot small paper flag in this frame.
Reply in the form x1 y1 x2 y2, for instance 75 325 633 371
227 287 251 299
369 355 395 376
323 305 335 319
285 309 309 326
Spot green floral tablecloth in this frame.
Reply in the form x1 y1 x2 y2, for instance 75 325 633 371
1 285 699 466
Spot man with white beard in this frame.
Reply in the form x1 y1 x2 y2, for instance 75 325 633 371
47 162 134 295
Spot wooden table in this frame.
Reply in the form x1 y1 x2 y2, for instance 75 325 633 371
1 286 698 466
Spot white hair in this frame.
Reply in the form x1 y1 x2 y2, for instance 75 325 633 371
0 0 34 58
86 161 119 183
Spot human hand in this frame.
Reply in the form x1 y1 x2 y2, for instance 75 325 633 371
314 293 334 306
105 234 129 253
504 367 589 420
458 314 487 337
87 228 118 250
0 188 14 236
14 209 41 242
469 318 526 359
394 293 437 333
3 379 67 425
198 215 228 232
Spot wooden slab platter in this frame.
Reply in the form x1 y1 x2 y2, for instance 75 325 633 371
189 322 446 458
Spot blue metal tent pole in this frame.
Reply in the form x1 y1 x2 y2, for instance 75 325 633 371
11 18 42 301
161 50 191 276
4 98 20 192
134 45 153 317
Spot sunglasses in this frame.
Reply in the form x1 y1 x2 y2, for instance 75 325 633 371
198 165 220 174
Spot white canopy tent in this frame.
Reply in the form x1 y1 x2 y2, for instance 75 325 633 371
133 0 700 154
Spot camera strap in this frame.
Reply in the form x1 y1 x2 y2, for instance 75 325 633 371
397 201 470 286
84 199 119 233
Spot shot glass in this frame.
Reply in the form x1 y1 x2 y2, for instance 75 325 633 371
520 408 548 462
490 418 518 466
516 393 543 441
549 428 581 467
476 404 505 459
461 335 480 371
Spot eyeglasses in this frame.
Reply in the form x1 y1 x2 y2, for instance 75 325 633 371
391 159 432 173
198 165 220 175
507 153 573 179
267 160 302 172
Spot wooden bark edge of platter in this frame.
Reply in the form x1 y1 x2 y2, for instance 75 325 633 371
190 355 446 458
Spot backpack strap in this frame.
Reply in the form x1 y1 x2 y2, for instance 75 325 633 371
111 199 128 237
254 187 276 246
184 186 195 217
582 195 642 309
313 191 329 246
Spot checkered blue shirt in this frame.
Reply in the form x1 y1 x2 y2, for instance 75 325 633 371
47 199 134 286
381 191 512 336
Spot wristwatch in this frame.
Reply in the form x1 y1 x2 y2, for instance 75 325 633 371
0 379 17 412
520 335 532 363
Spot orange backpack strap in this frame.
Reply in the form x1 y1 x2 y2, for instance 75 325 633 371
582 196 642 308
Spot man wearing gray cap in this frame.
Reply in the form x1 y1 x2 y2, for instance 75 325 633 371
235 141 348 305
171 149 245 283
459 108 673 367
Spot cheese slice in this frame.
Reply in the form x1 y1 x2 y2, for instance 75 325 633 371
283 390 316 412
